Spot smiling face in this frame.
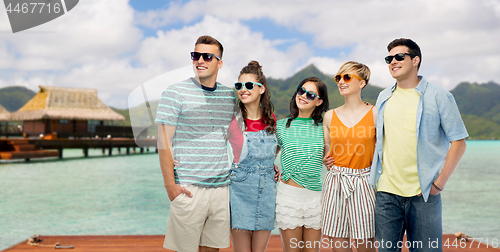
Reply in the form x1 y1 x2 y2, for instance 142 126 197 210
296 81 323 117
237 74 264 106
337 71 365 97
388 45 419 81
192 44 222 84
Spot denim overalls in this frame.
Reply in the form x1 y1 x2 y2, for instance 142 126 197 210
229 130 277 231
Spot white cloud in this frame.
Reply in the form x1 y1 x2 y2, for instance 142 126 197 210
133 0 500 90
303 56 395 89
302 57 343 77
52 60 164 108
3 59 164 108
135 15 312 87
1 0 500 109
0 0 147 108
134 1 203 29
0 0 142 68
13 74 55 90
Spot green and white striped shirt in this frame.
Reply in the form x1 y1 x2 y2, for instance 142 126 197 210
276 117 324 191
155 78 235 188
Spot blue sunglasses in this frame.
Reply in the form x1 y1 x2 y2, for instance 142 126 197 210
234 82 263 91
297 86 320 101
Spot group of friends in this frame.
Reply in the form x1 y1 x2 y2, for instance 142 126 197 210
155 35 468 252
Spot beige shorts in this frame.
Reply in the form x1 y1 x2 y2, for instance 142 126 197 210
164 185 230 251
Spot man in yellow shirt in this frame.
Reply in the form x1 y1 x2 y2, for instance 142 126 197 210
370 38 468 252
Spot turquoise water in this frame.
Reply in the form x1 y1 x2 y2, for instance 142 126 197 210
1 141 499 250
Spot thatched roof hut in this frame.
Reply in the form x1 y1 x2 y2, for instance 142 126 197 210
9 86 124 121
0 104 10 121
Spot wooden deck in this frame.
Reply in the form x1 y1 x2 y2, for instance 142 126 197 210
3 234 499 252
0 149 59 160
0 138 157 160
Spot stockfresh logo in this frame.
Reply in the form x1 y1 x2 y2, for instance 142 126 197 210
3 0 79 33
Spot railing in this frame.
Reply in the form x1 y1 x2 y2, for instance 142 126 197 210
0 124 146 139
56 126 141 138
0 122 23 137
95 125 135 137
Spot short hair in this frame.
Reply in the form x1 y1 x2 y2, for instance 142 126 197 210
336 61 371 89
195 35 224 59
387 38 422 69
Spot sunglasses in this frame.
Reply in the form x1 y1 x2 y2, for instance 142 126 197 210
296 86 320 101
234 82 263 91
384 53 416 64
190 52 221 62
334 74 364 84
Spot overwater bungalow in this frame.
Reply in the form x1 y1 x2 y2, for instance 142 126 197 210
0 104 12 136
9 86 126 138
0 104 9 121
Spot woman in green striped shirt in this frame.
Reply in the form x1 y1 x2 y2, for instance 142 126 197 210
275 77 329 252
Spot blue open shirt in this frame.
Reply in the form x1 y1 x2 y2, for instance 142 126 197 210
369 76 469 202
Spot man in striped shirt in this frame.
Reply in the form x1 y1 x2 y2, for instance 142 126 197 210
156 36 235 252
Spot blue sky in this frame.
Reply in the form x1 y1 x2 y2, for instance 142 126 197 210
0 0 499 108
129 0 353 56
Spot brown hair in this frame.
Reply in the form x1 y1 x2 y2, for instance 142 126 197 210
336 61 371 89
387 38 422 70
238 60 275 134
195 35 224 59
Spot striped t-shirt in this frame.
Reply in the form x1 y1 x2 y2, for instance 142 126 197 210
276 117 324 191
155 77 236 188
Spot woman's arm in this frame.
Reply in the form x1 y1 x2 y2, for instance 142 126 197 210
322 110 334 169
274 146 281 181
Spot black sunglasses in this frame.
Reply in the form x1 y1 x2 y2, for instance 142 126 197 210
190 52 221 62
384 53 416 64
234 82 263 91
296 86 319 101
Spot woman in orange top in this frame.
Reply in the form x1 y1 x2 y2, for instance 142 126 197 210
322 61 376 252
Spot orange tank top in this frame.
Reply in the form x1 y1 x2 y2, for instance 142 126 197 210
329 106 376 169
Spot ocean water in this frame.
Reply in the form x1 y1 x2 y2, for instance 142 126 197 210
0 140 499 250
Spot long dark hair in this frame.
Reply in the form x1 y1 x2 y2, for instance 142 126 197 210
238 60 275 134
286 77 329 128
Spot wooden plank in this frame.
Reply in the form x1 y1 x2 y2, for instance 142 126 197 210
3 234 499 252
0 152 13 159
1 138 156 161
0 150 59 160
31 139 157 149
3 235 165 252
13 145 35 151
7 140 29 145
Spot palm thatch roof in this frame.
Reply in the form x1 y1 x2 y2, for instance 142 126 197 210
0 104 10 121
9 86 125 121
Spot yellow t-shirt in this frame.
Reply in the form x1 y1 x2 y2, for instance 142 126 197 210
377 86 421 196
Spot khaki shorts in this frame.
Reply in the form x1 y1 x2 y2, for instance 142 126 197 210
164 185 230 251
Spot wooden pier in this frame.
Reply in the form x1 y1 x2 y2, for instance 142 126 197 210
2 234 499 252
0 138 157 161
